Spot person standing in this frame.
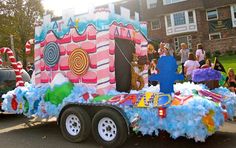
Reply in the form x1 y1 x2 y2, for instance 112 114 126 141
164 43 174 56
158 42 166 57
179 43 190 74
184 53 200 81
196 43 205 67
147 43 157 62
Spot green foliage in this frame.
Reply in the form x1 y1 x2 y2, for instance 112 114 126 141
0 0 44 67
213 50 221 57
205 50 212 59
226 49 234 56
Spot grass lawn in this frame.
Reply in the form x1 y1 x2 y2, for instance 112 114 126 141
177 54 236 74
217 54 236 71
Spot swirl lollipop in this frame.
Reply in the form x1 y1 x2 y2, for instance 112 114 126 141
68 48 89 76
43 42 60 67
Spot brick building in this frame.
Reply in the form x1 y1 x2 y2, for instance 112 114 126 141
107 0 236 53
141 0 236 53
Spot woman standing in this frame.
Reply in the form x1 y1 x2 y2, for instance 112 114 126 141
179 43 190 74
184 53 200 81
195 43 205 67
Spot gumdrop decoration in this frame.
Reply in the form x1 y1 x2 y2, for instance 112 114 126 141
149 56 184 94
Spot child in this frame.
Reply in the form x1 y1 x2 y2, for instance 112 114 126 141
225 68 236 93
148 59 158 86
158 42 166 57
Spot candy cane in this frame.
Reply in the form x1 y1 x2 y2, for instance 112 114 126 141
25 39 35 54
0 47 24 87
0 58 2 66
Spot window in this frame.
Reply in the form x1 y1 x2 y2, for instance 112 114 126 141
174 35 192 50
166 11 195 27
231 5 236 27
206 9 218 21
151 19 161 30
166 15 172 27
232 5 236 18
147 0 157 9
173 12 186 26
188 11 194 23
209 32 221 40
165 10 197 35
163 0 186 5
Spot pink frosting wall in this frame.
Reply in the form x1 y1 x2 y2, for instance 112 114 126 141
34 22 148 94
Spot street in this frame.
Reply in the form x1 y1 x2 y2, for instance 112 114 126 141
0 114 236 148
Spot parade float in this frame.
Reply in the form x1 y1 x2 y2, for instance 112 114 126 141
1 5 236 148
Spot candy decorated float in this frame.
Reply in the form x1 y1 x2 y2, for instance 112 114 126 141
1 6 236 148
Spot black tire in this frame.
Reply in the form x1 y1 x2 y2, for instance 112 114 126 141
92 108 128 148
60 107 91 143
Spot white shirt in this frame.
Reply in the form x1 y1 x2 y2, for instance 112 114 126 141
184 60 200 75
196 49 205 62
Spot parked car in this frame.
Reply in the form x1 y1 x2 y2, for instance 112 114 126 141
0 68 30 111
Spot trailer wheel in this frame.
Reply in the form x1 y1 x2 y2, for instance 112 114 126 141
60 107 91 142
92 108 128 148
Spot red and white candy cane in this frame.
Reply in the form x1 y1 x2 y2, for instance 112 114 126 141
0 58 2 66
25 39 35 54
0 47 25 87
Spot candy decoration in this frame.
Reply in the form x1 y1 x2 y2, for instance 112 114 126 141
68 48 89 76
44 82 74 106
0 58 2 66
198 90 223 103
202 110 215 133
25 39 35 54
43 42 60 67
23 96 29 114
17 61 23 74
0 47 24 87
107 95 123 104
92 95 113 103
11 95 18 111
171 95 193 106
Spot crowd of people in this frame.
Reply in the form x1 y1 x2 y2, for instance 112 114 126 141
147 42 236 93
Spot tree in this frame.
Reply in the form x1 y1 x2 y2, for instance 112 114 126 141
0 0 44 67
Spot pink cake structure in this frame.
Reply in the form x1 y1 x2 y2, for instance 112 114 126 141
33 7 148 94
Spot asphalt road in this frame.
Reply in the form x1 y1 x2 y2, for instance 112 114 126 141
0 113 236 148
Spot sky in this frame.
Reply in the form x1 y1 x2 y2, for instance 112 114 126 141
42 0 121 16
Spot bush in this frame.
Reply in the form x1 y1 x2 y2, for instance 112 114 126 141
213 50 221 57
226 49 234 56
205 51 212 59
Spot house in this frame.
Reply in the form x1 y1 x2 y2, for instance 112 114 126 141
33 6 148 94
108 0 236 53
142 0 236 52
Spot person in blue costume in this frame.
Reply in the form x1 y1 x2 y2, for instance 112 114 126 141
149 56 184 94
